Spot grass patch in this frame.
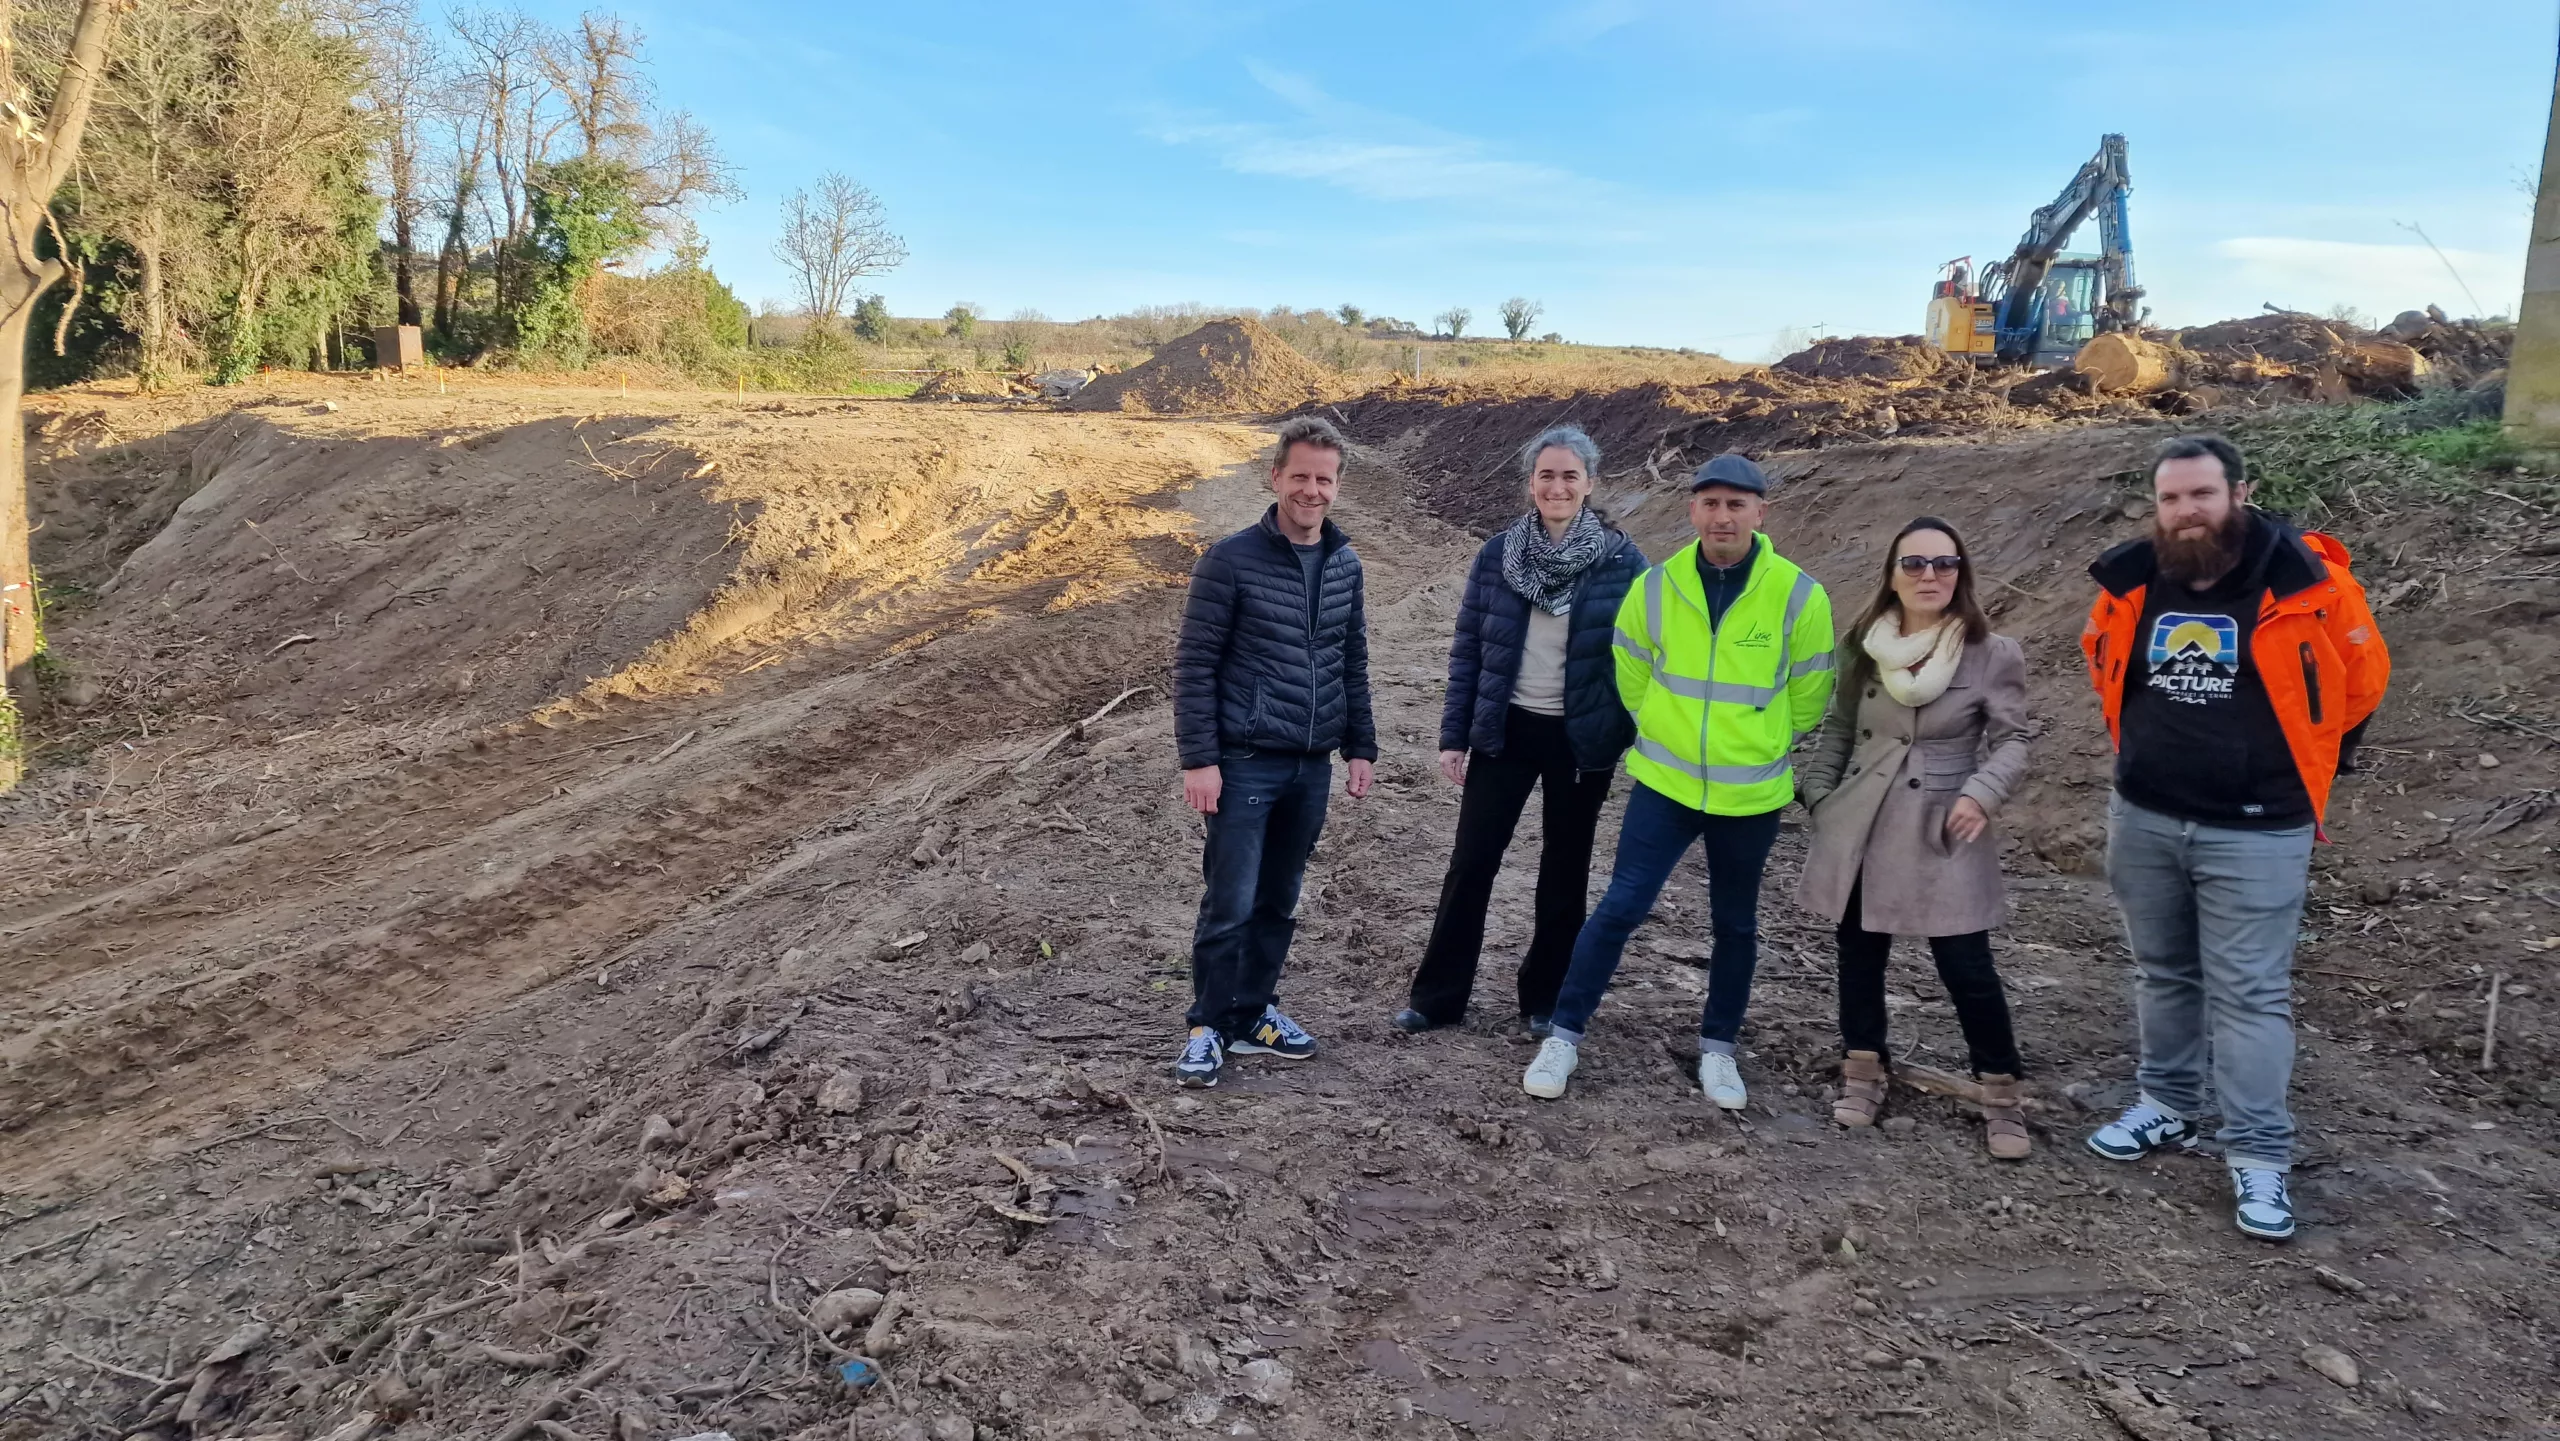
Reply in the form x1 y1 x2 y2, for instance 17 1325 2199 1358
0 690 20 789
2214 391 2550 521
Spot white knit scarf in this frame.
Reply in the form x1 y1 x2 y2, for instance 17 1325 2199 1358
1862 614 1964 708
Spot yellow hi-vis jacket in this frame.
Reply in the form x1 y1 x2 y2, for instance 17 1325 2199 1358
1612 534 1835 815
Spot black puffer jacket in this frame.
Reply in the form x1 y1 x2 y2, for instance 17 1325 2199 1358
1174 506 1378 770
1439 525 1645 770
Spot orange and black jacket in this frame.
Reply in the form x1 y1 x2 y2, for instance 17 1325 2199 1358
2081 515 2390 827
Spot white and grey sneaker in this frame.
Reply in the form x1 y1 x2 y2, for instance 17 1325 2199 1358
1522 1036 1579 1100
1697 1051 1748 1110
1173 1027 1224 1088
2085 1094 2199 1162
2230 1166 2296 1242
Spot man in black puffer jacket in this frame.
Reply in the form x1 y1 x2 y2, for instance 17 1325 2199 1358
1170 416 1377 1087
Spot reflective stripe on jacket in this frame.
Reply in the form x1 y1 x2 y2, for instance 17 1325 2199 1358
2081 520 2390 826
1611 534 1835 815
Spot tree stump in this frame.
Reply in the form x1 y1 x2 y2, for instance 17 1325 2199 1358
2073 333 2181 394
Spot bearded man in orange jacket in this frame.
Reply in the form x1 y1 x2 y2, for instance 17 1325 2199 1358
2078 434 2388 1243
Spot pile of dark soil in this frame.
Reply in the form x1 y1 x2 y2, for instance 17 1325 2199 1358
1771 334 1958 382
1066 317 1335 415
911 370 1035 402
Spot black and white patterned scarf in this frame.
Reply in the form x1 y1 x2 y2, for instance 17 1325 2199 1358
1501 507 1609 616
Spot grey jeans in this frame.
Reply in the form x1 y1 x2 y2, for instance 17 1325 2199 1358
2105 793 2315 1171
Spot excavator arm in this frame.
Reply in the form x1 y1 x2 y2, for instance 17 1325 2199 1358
1981 134 2143 361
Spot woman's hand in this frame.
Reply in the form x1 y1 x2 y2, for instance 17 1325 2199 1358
1439 749 1468 786
1945 795 1989 844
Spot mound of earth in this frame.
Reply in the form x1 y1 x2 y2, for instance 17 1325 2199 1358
1320 309 2515 531
1066 316 1334 415
1772 334 1958 382
911 370 1035 402
1314 352 2153 530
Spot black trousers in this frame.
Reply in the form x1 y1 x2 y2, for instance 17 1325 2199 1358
1407 707 1613 1025
1836 879 2023 1077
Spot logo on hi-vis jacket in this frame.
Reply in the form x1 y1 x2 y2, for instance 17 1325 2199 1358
2145 612 2240 706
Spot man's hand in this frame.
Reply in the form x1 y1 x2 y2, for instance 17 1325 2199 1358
1183 765 1222 814
1438 749 1467 786
1946 795 1988 844
1346 758 1374 799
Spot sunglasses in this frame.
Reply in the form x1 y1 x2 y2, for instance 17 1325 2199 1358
1896 555 1964 575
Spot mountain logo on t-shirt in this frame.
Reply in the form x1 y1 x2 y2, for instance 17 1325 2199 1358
2145 612 2241 705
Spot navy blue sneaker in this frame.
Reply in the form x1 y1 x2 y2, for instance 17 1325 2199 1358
1174 1027 1224 1088
1230 1005 1316 1059
2086 1095 2199 1162
1392 1008 1441 1033
2231 1167 2296 1242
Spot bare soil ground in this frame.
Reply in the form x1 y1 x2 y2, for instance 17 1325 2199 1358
1 377 2555 1441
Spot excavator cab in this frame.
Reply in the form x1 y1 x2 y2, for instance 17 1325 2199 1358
2031 257 2104 365
1925 257 1998 357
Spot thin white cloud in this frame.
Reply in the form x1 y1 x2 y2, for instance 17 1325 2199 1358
1148 63 1611 213
2211 236 2517 319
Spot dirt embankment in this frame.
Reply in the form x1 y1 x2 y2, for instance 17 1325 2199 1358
0 377 2553 1441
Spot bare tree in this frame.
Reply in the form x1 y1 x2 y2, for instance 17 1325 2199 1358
538 14 732 241
451 7 563 319
1436 306 1471 340
542 10 645 158
1499 296 1542 341
631 107 737 232
771 172 904 328
2 0 126 781
428 99 491 337
361 0 437 325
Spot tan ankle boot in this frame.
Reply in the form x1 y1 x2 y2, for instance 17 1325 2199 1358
1833 1050 1888 1127
1979 1073 2030 1159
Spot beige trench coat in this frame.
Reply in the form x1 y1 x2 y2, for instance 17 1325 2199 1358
1795 632 2030 936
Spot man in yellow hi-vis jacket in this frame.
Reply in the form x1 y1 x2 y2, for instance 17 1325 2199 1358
1523 453 1834 1107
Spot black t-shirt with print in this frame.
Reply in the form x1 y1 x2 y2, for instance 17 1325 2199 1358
2114 520 2313 829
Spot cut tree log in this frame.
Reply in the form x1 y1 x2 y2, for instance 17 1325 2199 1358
2338 338 2430 394
2074 333 2181 394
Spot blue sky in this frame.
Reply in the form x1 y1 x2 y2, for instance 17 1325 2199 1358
509 0 2554 358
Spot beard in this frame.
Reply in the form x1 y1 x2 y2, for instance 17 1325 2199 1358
2153 507 2247 586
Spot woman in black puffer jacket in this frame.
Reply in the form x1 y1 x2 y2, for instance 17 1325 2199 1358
1396 424 1646 1036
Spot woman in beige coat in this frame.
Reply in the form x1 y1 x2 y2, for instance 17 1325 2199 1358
1797 516 2033 1158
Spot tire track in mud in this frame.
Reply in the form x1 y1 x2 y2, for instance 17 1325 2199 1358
1 404 1274 1188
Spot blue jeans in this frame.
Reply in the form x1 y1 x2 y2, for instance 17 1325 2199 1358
2106 794 2314 1171
1186 751 1332 1037
1550 783 1783 1053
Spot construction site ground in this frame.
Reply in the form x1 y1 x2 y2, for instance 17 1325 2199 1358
1 374 2555 1441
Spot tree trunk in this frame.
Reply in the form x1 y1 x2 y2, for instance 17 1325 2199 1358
2 294 44 735
138 236 170 389
434 202 467 338
2074 333 2181 394
0 0 127 790
394 208 420 327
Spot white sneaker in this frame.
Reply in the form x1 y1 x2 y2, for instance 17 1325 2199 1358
1522 1036 1579 1100
1697 1051 1747 1110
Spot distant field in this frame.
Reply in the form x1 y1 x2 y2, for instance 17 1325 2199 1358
747 310 1751 394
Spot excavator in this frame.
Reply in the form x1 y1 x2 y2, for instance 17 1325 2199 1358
1926 133 2145 367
